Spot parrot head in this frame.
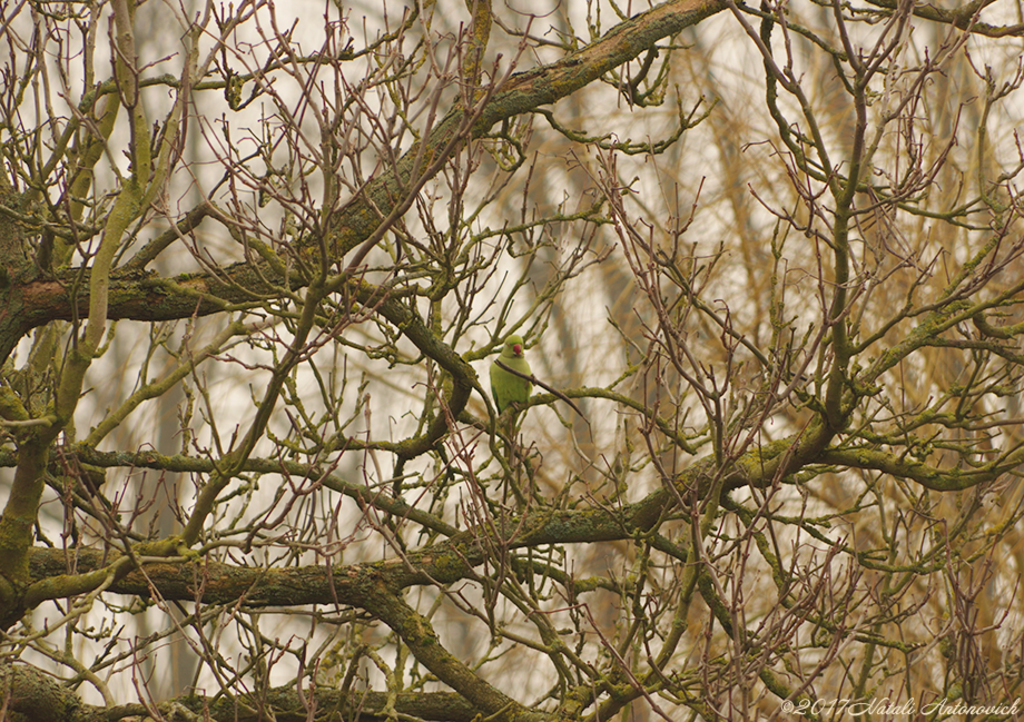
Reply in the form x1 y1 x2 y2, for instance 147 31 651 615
503 334 525 357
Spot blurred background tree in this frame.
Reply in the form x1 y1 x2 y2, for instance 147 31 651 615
2 0 1024 719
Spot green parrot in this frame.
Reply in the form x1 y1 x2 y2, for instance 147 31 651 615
490 334 532 414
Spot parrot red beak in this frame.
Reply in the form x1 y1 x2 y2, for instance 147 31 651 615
513 343 522 355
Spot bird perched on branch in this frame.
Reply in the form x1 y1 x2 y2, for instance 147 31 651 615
490 334 532 414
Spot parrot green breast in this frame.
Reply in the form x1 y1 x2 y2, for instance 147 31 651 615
490 342 532 413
